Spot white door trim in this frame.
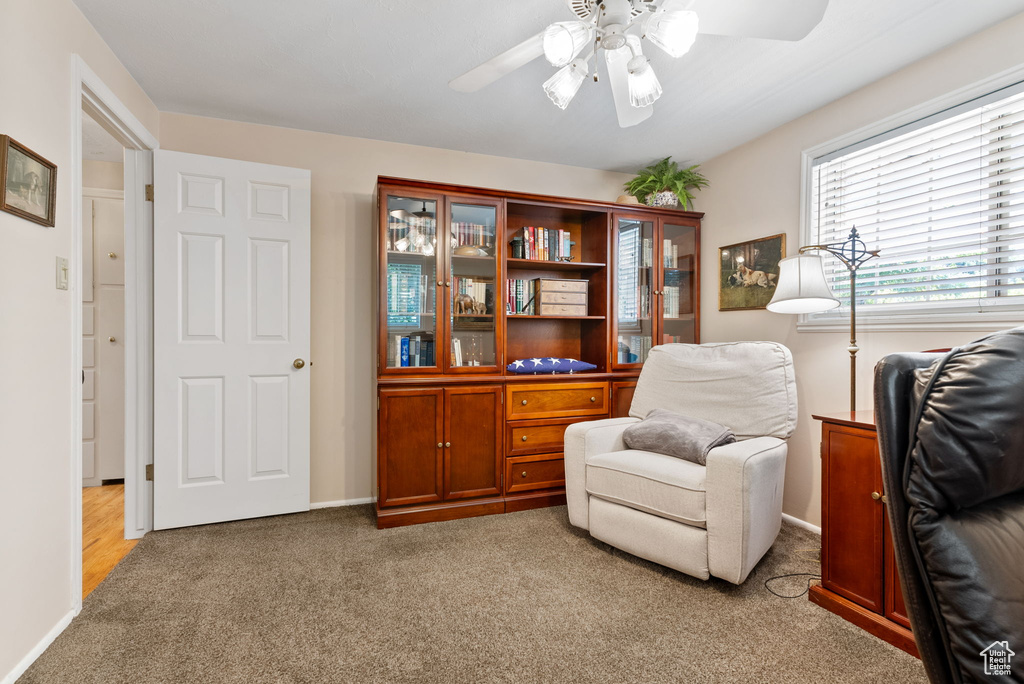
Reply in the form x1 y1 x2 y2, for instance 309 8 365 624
71 54 158 615
82 187 125 201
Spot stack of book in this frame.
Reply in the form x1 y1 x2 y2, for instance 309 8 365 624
453 221 494 249
511 227 572 261
391 334 435 368
387 263 425 327
506 278 537 315
630 335 653 364
663 239 680 268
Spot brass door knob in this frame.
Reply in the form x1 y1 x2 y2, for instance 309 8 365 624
108 336 116 343
108 252 117 259
437 443 443 448
445 442 451 448
871 491 881 501
521 435 528 442
445 282 452 287
590 397 596 402
437 280 443 286
521 399 527 405
521 471 527 478
293 358 306 369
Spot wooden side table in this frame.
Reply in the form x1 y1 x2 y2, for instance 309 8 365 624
809 411 919 658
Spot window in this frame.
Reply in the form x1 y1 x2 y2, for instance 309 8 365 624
807 82 1024 324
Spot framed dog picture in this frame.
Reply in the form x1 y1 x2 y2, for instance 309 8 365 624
1 135 57 227
719 233 786 311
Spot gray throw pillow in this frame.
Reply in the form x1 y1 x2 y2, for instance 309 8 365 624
622 409 736 466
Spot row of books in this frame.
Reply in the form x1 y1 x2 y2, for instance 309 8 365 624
662 286 683 318
506 278 537 315
635 238 686 268
510 227 572 261
453 222 495 249
616 335 654 364
391 333 435 367
387 264 435 326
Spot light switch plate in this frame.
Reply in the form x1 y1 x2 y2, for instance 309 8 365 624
56 257 69 290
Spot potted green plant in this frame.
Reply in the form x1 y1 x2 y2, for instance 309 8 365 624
624 157 709 209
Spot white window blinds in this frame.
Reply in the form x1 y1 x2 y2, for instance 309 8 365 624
809 82 1024 319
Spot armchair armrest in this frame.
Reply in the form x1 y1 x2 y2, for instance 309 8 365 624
563 417 640 530
705 436 788 584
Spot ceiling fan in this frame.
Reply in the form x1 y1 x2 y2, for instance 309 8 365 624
449 0 829 128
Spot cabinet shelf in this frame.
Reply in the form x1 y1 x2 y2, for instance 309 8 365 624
507 314 605 321
506 258 605 272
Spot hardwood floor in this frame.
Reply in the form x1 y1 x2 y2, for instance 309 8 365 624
82 484 138 598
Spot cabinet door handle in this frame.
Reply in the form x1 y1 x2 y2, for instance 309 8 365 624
437 280 443 287
871 491 881 501
880 494 888 504
445 442 451 448
445 282 452 287
437 443 443 448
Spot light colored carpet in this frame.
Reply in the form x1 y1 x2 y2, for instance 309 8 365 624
20 505 927 683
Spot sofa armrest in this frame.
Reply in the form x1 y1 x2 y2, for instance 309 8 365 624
563 417 639 530
705 436 788 584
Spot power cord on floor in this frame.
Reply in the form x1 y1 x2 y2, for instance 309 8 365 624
764 548 821 598
764 573 821 598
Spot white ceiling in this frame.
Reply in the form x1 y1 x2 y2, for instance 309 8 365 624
73 0 1024 172
82 110 123 162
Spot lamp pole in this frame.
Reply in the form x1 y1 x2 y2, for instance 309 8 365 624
798 228 879 413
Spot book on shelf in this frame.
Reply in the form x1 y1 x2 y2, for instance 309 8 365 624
387 263 422 326
506 278 536 315
452 221 494 249
391 333 434 368
510 227 572 261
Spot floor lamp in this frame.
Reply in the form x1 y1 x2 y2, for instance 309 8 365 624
767 227 879 412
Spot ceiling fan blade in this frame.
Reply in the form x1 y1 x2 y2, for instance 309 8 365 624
605 39 653 129
690 0 828 41
449 32 546 93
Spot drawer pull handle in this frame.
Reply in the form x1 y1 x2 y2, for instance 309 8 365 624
521 471 527 478
871 491 881 501
521 399 527 405
590 397 596 402
521 436 528 442
445 442 451 448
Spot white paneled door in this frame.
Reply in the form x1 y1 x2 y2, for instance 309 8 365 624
153 150 311 529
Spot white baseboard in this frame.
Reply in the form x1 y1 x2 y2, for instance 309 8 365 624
782 513 821 535
310 497 375 510
1 609 74 684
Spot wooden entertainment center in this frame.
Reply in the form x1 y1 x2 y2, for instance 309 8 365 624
375 177 703 528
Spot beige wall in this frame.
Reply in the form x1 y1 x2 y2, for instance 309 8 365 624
83 160 125 191
697 13 1024 526
0 0 157 678
159 112 632 505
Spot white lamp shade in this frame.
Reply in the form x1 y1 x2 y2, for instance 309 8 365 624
645 2 699 59
627 56 662 107
543 61 588 110
543 21 593 67
767 253 841 314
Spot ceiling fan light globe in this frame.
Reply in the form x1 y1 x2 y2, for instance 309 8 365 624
543 21 593 67
543 61 588 110
646 9 699 58
627 57 662 108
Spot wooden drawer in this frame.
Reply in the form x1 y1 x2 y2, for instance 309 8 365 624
505 454 565 494
506 381 609 420
539 291 587 305
537 278 588 294
506 416 606 456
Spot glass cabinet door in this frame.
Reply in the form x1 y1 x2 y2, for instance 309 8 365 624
384 194 440 370
447 199 500 371
614 217 655 366
660 222 697 344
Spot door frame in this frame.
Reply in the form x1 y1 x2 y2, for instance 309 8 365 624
71 55 158 613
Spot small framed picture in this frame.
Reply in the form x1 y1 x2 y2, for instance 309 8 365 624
719 233 786 311
1 135 57 227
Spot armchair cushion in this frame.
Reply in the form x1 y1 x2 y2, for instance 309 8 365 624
586 450 707 528
622 408 735 465
629 342 797 440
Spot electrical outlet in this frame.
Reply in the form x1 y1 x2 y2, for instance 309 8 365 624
56 257 69 290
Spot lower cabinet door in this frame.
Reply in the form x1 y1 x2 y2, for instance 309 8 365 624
443 385 502 500
378 388 444 507
611 380 637 418
821 423 885 612
884 513 912 629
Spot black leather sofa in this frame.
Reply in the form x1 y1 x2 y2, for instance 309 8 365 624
874 328 1024 684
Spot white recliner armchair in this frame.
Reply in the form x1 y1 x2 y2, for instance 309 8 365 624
564 341 797 584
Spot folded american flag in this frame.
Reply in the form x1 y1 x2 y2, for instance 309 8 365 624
506 357 597 374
